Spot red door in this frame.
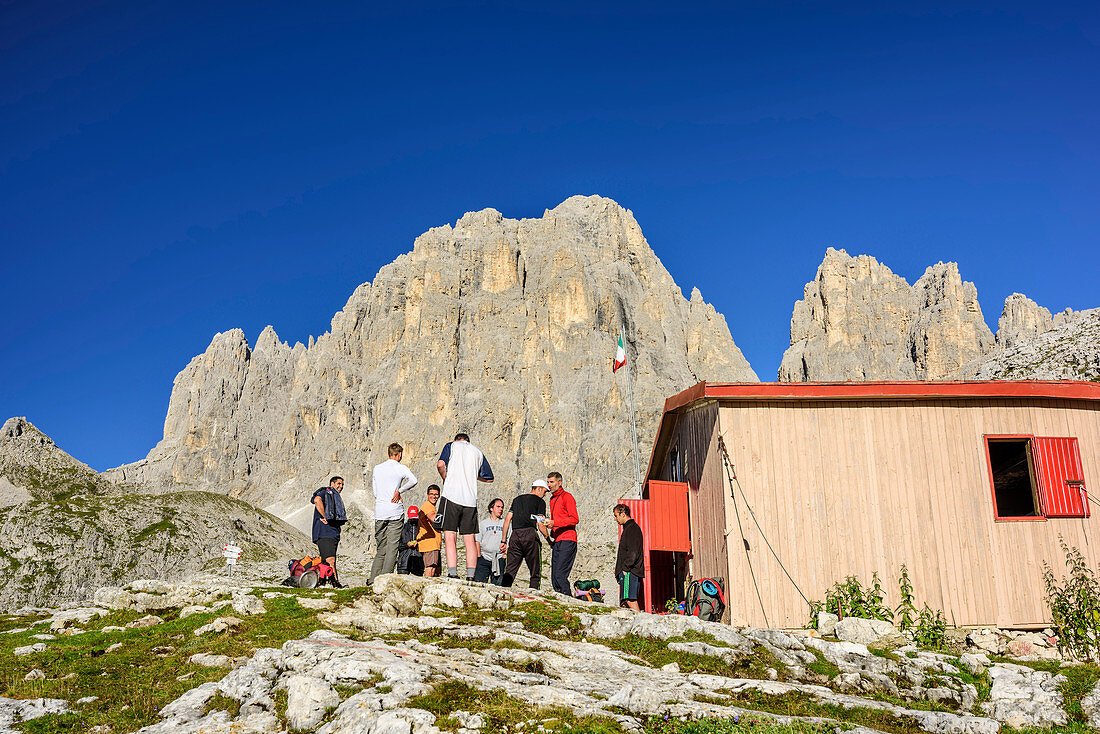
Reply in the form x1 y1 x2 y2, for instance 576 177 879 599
647 481 691 552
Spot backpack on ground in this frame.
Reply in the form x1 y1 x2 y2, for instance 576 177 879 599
686 577 726 622
282 555 335 588
574 579 604 603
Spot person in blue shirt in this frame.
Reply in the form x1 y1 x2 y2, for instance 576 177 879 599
311 476 346 588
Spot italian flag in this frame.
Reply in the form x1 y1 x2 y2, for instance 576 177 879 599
613 334 627 372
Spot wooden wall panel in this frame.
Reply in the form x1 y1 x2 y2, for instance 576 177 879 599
711 398 1100 628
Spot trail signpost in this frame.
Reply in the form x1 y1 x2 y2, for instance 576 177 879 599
223 542 242 577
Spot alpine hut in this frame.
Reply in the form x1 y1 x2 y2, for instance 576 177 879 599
639 380 1100 629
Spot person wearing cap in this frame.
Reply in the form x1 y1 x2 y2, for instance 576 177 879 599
368 442 418 583
397 505 424 576
547 471 579 596
473 497 507 584
500 480 551 588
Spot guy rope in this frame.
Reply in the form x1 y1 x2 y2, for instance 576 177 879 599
717 435 814 623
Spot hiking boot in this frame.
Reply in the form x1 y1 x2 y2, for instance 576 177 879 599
330 579 345 589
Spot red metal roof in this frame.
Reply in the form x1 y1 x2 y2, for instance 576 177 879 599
646 380 1100 481
664 380 1100 413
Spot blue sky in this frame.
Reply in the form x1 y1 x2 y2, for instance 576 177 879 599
2 2 1098 470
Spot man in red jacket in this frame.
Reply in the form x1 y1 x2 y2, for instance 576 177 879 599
547 471 579 596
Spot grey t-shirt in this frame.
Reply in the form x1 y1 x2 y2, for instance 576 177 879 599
476 516 507 564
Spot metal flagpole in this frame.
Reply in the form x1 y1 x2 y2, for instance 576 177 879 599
621 326 643 498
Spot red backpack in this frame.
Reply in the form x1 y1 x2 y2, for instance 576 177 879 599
286 556 335 588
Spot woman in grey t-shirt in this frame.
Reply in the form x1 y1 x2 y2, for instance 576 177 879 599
474 498 507 584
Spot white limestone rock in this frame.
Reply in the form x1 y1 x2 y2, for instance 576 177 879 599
833 617 898 645
126 614 164 629
13 643 46 656
961 306 1100 381
282 674 340 730
0 696 70 732
779 248 994 381
981 663 1067 728
816 612 839 637
195 617 242 636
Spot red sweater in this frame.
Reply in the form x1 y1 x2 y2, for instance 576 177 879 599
549 488 579 543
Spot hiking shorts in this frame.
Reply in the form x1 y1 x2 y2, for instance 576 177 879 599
316 537 339 560
438 497 478 534
618 571 642 603
421 550 441 573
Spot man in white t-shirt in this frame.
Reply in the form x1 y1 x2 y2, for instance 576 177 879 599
368 442 418 583
436 432 494 580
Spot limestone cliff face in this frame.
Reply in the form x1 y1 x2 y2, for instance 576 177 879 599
107 196 757 564
961 307 1099 381
778 248 994 381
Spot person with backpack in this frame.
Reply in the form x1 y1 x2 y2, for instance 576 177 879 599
397 505 424 575
311 476 347 588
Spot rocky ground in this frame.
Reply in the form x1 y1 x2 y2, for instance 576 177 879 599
2 572 1098 734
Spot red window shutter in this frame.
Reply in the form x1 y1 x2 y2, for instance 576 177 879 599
1033 437 1089 518
647 480 691 552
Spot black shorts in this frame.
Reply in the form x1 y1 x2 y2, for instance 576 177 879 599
438 497 478 534
316 537 339 560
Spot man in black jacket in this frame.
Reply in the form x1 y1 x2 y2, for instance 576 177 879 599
613 503 644 610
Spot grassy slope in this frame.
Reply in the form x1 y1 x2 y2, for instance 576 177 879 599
3 588 1098 734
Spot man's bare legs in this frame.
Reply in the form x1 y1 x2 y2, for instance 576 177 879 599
443 530 479 578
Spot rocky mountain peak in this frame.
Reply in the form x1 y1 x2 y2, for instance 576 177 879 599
106 196 756 577
998 293 1055 348
779 249 994 381
2 416 45 442
0 415 115 504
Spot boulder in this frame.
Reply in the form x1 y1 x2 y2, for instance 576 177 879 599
283 675 340 730
816 611 839 637
834 617 898 645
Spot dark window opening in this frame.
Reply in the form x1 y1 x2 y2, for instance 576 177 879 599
988 439 1040 518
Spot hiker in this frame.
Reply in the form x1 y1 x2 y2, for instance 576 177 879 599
368 442 418 583
311 476 346 588
500 480 551 588
397 505 424 576
613 503 643 610
473 497 507 584
547 471 579 596
436 433 494 580
417 485 443 577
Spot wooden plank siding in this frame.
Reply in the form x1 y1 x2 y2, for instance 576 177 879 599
699 397 1100 629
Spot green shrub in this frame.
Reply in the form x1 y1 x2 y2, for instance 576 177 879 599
808 573 892 625
911 606 947 649
1043 537 1100 662
895 565 917 631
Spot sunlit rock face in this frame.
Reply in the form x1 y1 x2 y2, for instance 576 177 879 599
107 195 757 577
779 248 994 381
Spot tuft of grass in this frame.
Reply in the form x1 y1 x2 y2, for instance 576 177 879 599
645 714 846 733
805 648 840 679
594 633 784 682
406 680 624 732
724 689 923 734
204 692 241 717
